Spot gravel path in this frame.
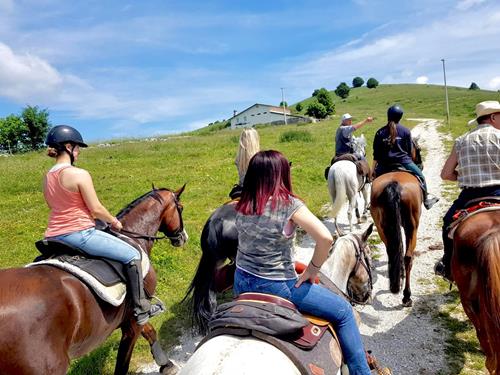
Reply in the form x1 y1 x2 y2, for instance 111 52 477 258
138 119 451 374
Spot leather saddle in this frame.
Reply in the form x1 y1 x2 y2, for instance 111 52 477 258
203 292 342 375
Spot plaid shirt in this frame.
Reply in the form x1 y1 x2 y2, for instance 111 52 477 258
456 124 500 188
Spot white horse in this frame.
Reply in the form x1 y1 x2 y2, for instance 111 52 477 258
180 224 373 375
328 135 370 236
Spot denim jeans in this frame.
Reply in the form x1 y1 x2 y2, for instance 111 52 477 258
49 227 141 264
441 185 500 266
234 268 371 375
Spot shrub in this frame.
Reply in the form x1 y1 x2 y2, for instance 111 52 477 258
469 82 480 90
279 130 313 143
335 82 350 99
295 102 303 112
352 77 364 87
305 101 328 119
367 78 379 89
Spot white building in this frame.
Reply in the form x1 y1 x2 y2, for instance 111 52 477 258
230 103 310 129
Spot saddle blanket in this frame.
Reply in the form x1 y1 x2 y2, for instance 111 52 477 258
25 251 150 307
448 204 500 239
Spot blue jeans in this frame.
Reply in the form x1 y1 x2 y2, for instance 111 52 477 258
49 227 141 264
441 185 500 266
234 268 370 375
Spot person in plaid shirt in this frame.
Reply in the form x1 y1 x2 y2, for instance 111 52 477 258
436 101 500 280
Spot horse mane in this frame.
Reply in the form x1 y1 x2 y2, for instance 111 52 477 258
476 227 500 348
116 188 171 218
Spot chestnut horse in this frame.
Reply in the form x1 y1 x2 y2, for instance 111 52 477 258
370 140 423 307
452 211 500 374
0 186 187 375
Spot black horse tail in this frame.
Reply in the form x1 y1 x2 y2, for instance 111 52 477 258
379 181 404 293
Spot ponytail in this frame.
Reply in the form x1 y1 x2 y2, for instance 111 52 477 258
388 121 397 145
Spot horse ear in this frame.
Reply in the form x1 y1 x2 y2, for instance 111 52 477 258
175 183 186 199
361 223 374 243
152 183 156 190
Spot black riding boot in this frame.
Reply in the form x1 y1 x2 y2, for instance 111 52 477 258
420 183 439 210
125 260 164 325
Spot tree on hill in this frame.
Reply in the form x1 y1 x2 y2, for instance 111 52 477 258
367 78 379 89
0 105 51 153
295 102 303 112
314 88 335 115
305 101 328 119
21 105 50 150
335 82 350 99
469 82 480 90
0 115 28 153
279 101 288 107
352 77 364 87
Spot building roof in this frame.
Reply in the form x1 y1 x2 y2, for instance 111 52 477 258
229 103 291 120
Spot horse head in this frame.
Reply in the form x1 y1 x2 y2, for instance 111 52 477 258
157 184 188 247
116 184 188 253
351 134 367 158
412 136 423 170
345 223 373 304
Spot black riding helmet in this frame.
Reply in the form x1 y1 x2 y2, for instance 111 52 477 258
45 125 88 148
387 105 404 122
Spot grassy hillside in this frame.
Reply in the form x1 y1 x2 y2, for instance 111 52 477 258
0 83 496 373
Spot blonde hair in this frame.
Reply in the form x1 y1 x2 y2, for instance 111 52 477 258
235 128 260 185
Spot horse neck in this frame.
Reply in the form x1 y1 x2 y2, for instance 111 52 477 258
322 237 355 293
120 199 165 254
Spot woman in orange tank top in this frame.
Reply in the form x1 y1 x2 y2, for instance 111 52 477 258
43 125 162 325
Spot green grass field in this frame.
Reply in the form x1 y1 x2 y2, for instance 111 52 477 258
0 83 496 373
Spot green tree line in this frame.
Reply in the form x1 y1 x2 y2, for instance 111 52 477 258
0 106 51 154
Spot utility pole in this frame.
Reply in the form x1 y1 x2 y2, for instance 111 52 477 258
441 59 450 128
281 87 287 126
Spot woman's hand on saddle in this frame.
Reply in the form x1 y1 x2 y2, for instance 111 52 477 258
111 217 123 231
295 264 320 288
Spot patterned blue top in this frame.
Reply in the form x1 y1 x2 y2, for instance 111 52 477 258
235 196 304 280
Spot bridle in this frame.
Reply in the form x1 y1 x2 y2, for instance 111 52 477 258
346 234 373 304
112 190 185 243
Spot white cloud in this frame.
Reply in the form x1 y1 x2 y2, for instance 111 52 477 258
489 77 500 90
416 76 429 84
456 0 486 11
0 43 63 101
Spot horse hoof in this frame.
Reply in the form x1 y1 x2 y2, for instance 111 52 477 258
160 360 179 375
402 299 412 307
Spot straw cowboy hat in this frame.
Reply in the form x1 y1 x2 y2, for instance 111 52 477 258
468 100 500 125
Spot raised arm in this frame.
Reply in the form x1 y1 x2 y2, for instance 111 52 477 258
352 116 373 130
291 205 333 287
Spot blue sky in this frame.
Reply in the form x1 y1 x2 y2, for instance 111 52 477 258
1 0 499 142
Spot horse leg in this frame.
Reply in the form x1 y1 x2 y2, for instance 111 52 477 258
141 323 178 375
402 227 417 307
114 321 142 375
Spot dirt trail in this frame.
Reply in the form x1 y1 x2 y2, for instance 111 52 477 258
138 119 452 374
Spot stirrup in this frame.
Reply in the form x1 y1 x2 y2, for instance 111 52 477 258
434 261 453 282
424 196 439 209
135 297 166 325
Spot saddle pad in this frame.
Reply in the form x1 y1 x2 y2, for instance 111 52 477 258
448 205 500 239
25 251 150 306
26 259 126 306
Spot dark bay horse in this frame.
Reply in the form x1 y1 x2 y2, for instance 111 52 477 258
184 200 374 334
370 139 423 307
0 186 187 375
451 211 500 374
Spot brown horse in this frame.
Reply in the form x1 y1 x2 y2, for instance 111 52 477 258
452 211 500 374
0 186 187 375
370 173 421 306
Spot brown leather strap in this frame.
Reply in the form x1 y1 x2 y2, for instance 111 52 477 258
236 292 298 311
